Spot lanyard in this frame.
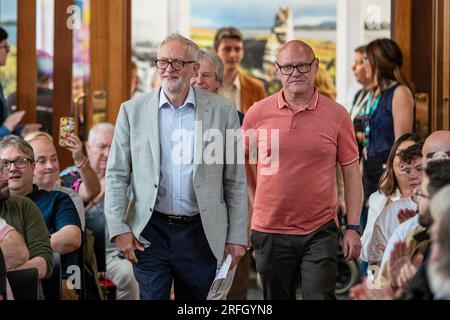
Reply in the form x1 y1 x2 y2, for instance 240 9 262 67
364 91 381 118
363 91 381 147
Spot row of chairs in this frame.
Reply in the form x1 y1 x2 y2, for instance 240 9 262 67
1 251 61 300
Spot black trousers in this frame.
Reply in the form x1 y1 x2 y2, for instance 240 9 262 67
252 220 338 300
133 213 217 300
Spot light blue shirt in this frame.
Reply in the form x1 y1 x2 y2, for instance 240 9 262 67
154 87 199 216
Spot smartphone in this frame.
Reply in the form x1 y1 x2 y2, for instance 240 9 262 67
59 117 78 147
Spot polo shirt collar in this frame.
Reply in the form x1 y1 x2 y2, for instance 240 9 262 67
159 86 196 110
277 87 319 111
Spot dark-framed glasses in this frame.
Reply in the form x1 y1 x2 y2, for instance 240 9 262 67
155 59 196 70
275 58 316 75
1 157 34 173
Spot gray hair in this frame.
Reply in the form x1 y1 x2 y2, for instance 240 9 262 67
199 49 224 83
88 122 115 144
158 33 201 61
0 135 35 162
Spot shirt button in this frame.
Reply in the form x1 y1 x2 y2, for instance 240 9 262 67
154 184 158 188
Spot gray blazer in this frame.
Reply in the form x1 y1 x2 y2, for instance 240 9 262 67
104 88 248 260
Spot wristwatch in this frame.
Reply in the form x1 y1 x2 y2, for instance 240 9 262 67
347 224 362 236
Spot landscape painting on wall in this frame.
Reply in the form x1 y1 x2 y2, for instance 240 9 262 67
190 0 337 94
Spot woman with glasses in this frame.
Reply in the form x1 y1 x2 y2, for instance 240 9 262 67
360 38 415 233
360 134 421 267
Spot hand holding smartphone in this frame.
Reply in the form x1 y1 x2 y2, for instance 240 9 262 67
59 117 78 147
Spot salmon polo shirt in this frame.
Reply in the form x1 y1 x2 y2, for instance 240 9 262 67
242 88 359 235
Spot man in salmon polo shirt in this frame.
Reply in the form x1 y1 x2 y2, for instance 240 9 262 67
242 40 363 300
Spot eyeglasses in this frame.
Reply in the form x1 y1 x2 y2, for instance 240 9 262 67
426 150 450 160
1 157 34 173
413 189 430 199
275 58 317 75
400 163 424 175
155 59 196 70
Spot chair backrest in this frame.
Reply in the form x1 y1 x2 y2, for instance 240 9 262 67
6 268 39 300
42 252 62 300
85 215 106 273
0 248 7 299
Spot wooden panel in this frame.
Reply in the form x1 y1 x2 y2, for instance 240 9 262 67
411 0 432 94
443 0 450 130
89 0 131 128
431 0 450 131
391 0 412 80
16 0 36 123
88 0 109 130
107 0 131 124
53 0 74 168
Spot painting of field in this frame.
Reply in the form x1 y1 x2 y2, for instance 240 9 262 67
191 26 336 93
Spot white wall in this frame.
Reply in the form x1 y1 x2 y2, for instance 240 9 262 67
132 0 190 46
336 0 391 109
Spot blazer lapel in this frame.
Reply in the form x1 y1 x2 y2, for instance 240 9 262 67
193 89 212 181
146 92 161 179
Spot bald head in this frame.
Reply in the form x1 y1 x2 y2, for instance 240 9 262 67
277 40 315 61
275 40 318 98
423 131 450 159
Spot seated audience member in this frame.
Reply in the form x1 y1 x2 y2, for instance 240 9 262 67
350 133 450 300
25 133 104 300
0 160 53 299
367 142 423 265
59 133 101 203
85 123 139 300
427 185 450 300
0 218 29 300
360 134 421 264
25 132 85 230
0 135 81 299
379 159 450 285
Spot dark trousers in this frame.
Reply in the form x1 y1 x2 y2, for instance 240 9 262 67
252 220 338 300
133 213 217 300
362 152 389 231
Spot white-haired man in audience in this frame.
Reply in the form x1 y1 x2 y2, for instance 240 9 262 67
86 123 139 300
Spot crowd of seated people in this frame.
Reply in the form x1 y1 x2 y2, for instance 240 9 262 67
350 131 450 300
